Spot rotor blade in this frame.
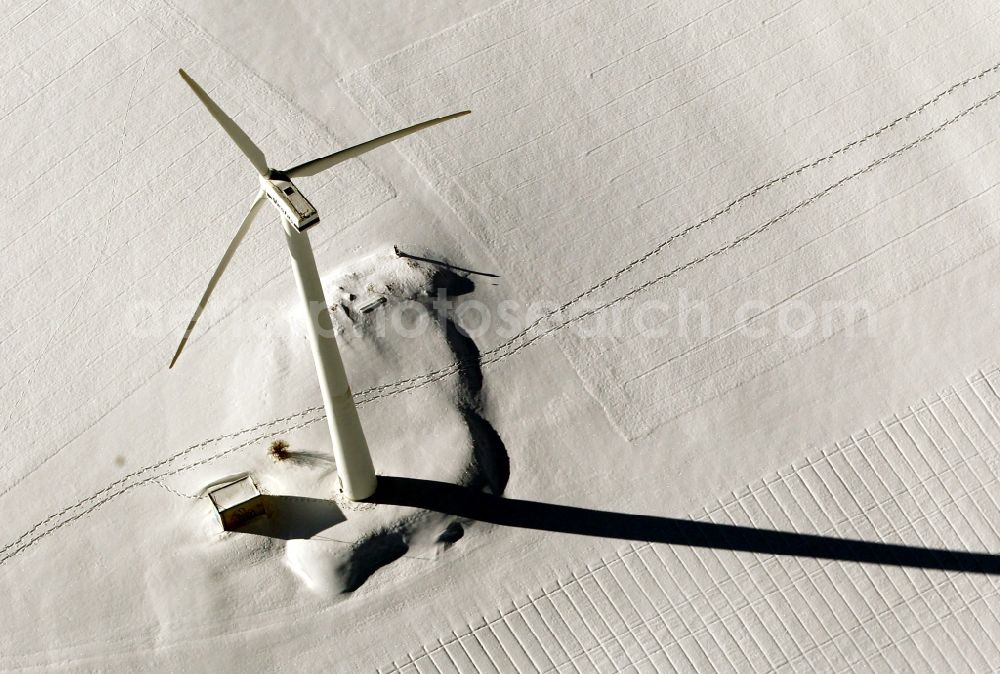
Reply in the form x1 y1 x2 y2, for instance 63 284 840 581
179 68 269 176
283 110 471 179
169 191 266 369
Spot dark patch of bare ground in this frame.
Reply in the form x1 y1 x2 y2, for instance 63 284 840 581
336 268 509 593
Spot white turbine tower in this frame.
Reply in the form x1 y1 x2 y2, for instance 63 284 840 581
170 68 469 501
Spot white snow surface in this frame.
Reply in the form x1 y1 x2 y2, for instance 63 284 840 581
5 0 1000 671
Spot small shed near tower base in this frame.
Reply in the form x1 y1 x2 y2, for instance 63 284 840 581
207 474 266 530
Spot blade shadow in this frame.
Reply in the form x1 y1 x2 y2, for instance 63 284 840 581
368 476 1000 574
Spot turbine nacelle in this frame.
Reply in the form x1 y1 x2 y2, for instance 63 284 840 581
260 173 319 232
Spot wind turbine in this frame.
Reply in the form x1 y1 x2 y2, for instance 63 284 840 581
169 68 469 501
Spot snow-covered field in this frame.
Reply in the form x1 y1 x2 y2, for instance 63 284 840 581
5 0 1000 670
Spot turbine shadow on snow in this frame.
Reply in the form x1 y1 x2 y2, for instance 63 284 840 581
368 476 1000 575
